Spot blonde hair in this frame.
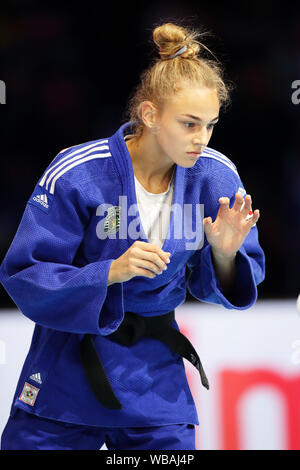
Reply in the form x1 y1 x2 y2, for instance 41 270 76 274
124 22 234 138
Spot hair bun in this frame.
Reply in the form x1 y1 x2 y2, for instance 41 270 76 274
124 21 233 139
153 23 201 60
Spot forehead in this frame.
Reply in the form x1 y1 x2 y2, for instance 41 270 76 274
165 86 220 118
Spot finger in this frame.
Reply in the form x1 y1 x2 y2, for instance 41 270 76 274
232 192 244 212
134 241 171 262
203 216 213 235
133 266 157 279
134 258 166 275
245 209 260 228
134 247 168 271
249 209 260 225
218 197 230 213
241 194 252 217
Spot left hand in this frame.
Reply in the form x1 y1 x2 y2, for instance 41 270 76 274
203 193 260 259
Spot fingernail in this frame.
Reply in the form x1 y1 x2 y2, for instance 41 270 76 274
166 258 170 264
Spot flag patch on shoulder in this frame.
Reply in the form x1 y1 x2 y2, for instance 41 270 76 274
19 382 40 406
28 186 53 213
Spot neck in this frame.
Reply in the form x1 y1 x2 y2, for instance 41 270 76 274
125 129 175 188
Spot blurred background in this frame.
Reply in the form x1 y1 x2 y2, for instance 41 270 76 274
0 0 299 302
0 0 299 450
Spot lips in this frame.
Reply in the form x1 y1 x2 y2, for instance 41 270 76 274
187 152 201 158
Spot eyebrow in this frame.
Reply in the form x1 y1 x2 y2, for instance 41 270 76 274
181 114 219 123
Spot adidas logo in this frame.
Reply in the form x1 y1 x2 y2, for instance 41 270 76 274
33 193 49 208
29 372 42 384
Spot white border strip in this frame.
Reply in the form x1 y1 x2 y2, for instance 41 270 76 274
49 153 112 194
39 140 108 188
201 153 239 176
204 147 235 165
44 145 110 191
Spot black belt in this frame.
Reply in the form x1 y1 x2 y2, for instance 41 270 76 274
79 310 209 410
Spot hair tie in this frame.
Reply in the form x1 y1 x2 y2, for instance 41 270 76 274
169 45 187 59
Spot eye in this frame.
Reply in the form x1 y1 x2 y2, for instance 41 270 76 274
183 122 195 128
207 123 217 130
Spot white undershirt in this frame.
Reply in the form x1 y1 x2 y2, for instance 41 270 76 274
134 172 175 248
125 134 175 248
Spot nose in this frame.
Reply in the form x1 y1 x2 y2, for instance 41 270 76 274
192 128 209 150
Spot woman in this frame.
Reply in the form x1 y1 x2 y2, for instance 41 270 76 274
0 22 264 450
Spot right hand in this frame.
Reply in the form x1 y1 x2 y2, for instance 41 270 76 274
107 241 171 286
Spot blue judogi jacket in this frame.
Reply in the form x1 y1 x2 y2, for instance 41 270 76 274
0 121 265 427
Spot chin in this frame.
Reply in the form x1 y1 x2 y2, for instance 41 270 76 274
178 159 198 168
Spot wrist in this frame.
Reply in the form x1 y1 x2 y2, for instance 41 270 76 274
211 247 237 264
210 248 237 298
107 260 117 286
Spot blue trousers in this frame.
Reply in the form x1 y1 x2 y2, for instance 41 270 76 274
1 408 196 450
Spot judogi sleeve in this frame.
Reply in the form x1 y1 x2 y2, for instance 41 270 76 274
186 165 265 310
0 177 124 334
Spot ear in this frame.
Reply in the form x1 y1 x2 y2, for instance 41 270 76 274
140 101 160 132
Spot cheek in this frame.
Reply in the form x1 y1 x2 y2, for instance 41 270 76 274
158 125 182 153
